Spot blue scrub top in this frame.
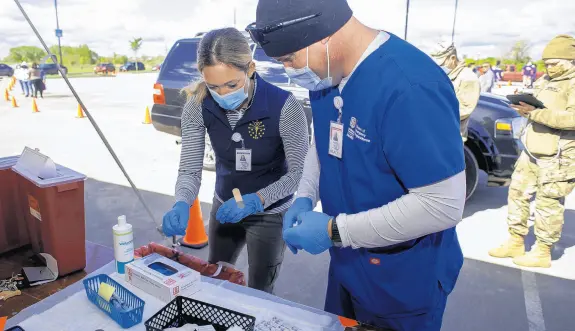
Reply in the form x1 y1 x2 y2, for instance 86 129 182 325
311 33 465 317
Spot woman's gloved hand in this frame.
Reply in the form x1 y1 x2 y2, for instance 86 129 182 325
162 201 190 236
283 211 333 255
216 193 264 224
283 197 313 254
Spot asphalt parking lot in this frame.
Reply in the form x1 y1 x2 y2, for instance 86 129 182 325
0 74 573 330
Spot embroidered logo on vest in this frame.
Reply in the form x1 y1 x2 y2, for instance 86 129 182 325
248 120 265 139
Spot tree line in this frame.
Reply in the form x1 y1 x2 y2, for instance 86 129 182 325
3 42 164 68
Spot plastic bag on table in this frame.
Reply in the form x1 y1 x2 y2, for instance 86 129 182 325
134 242 246 286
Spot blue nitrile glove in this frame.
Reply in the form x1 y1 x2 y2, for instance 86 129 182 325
162 201 190 236
216 193 264 224
283 211 333 255
283 197 313 254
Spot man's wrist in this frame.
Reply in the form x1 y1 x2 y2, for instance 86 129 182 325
327 218 333 238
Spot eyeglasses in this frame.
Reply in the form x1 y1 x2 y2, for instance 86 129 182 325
245 13 322 46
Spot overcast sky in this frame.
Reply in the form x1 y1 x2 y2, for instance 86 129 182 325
1 0 574 61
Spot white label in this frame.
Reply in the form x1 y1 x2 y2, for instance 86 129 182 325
30 207 42 221
329 122 344 158
236 149 252 171
113 231 134 262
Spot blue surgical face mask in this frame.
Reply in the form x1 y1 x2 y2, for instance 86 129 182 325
208 75 249 110
285 42 332 91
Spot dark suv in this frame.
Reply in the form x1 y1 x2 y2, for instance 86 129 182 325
39 63 67 75
152 37 523 199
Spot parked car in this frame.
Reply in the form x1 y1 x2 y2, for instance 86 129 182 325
0 64 14 77
464 93 525 198
120 62 145 71
152 64 161 71
94 63 116 74
151 38 523 199
39 63 67 75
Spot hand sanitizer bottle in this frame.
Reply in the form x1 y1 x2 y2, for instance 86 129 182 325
113 215 134 274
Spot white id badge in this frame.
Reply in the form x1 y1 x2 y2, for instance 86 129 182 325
328 121 344 158
236 149 252 171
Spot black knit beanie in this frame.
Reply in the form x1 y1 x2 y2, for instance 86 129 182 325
255 0 353 57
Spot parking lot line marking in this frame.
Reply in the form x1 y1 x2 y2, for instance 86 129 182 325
521 270 546 331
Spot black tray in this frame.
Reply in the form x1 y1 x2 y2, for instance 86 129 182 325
145 296 256 331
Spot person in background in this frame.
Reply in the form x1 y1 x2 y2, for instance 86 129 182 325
523 61 535 88
29 63 44 99
432 44 481 142
479 62 495 93
15 62 31 97
161 28 309 293
493 60 503 82
249 0 466 329
489 35 575 268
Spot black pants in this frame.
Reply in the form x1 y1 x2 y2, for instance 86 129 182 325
32 79 43 98
208 196 286 294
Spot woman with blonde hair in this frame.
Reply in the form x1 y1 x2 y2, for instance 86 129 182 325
162 27 309 293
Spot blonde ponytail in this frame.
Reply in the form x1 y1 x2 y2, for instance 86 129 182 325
182 79 209 104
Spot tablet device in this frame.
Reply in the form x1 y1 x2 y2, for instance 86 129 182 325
506 94 546 109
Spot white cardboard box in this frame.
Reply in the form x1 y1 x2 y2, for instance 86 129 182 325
125 253 200 302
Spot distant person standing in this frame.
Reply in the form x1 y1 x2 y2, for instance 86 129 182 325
432 44 481 142
523 62 535 88
493 60 503 82
15 62 31 97
489 35 575 268
479 63 495 93
29 63 44 99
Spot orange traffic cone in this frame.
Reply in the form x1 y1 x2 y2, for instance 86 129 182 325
32 98 39 113
339 316 358 327
143 106 152 124
4 89 10 101
76 104 85 118
11 96 18 108
178 198 208 249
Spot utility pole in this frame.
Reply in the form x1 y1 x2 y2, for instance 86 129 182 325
404 0 410 41
451 0 459 44
54 0 63 66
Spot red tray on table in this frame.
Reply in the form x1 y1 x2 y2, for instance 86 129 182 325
134 242 246 286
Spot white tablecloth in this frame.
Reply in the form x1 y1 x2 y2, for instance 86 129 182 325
7 261 342 331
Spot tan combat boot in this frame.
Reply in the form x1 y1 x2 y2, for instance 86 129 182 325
513 242 552 268
488 234 525 258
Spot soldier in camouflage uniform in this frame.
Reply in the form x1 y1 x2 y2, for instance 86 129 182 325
489 35 575 268
431 44 481 142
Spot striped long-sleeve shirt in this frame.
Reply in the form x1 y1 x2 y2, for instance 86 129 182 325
175 81 309 214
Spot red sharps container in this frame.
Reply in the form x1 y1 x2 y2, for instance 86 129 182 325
0 156 29 254
12 148 87 276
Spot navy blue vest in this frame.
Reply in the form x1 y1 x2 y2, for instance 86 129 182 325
202 74 292 210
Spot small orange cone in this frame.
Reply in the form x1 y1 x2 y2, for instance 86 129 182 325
0 315 7 330
11 96 18 108
178 198 208 249
76 104 85 118
339 316 358 327
32 98 39 113
143 106 152 124
4 89 10 101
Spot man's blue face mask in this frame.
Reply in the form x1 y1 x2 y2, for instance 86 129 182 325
208 75 250 111
284 42 333 92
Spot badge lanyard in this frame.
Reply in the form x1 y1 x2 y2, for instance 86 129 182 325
232 132 252 171
328 96 344 159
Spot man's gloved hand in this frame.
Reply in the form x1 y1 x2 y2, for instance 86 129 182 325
162 201 190 236
216 193 264 224
283 197 313 254
283 211 333 255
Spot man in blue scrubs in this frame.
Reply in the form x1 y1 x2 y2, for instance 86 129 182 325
247 0 467 329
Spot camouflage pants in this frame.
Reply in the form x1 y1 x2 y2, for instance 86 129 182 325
507 152 575 245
